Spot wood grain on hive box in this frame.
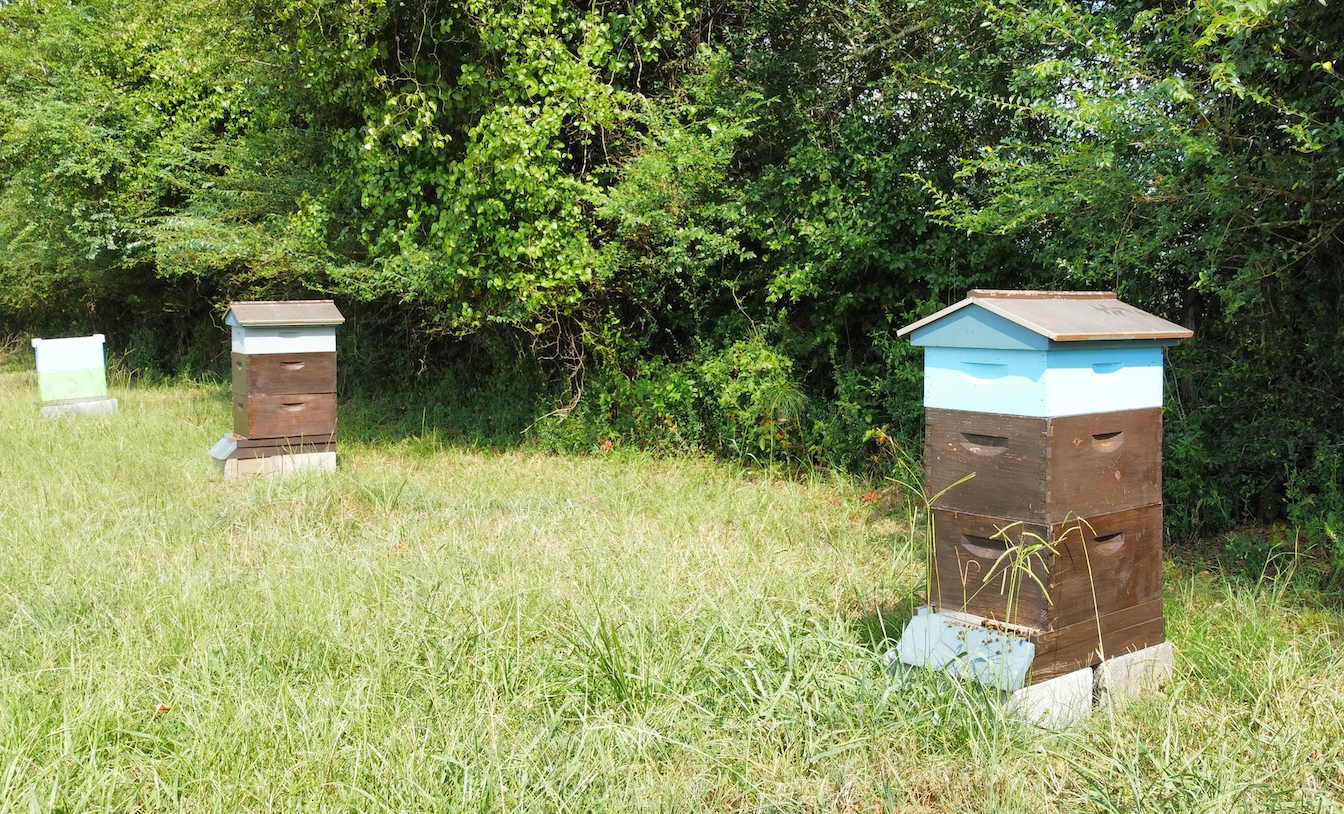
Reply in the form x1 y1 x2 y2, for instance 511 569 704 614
925 408 1162 521
233 433 336 448
931 504 1164 631
1030 599 1166 681
233 393 336 439
232 352 336 396
228 440 337 460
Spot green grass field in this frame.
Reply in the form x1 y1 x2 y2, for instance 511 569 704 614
1 366 1342 812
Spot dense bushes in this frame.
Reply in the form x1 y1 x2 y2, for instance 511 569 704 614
3 0 1343 564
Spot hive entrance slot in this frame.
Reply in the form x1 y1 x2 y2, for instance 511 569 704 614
961 534 1010 559
959 361 1009 382
1091 431 1124 452
959 433 1009 456
1093 532 1125 555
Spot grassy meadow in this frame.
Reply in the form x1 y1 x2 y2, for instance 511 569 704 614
1 360 1342 812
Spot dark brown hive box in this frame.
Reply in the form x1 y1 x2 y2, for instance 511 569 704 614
930 504 1166 680
232 392 337 439
930 505 1164 628
925 407 1163 522
232 352 337 396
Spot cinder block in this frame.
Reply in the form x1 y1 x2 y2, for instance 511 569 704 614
1005 665 1093 729
1093 640 1173 709
221 451 336 478
39 397 118 418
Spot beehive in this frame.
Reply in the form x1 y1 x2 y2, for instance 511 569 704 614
31 334 118 416
212 300 344 474
898 290 1191 680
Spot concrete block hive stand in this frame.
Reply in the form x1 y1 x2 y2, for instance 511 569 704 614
208 300 344 478
889 290 1191 726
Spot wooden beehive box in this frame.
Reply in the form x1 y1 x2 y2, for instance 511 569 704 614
923 407 1164 522
898 290 1191 680
31 334 109 403
929 505 1165 679
225 300 343 456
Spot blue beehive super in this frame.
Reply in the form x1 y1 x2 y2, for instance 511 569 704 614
897 290 1191 416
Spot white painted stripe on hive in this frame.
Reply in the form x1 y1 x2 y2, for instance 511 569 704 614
31 335 106 373
231 327 336 355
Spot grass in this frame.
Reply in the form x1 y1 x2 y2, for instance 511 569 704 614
1 366 1343 812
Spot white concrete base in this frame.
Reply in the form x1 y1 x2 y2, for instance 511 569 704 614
1005 666 1094 729
1094 641 1174 710
220 451 336 478
39 397 118 418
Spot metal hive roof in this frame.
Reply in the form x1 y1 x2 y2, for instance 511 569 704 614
225 300 345 327
897 290 1192 342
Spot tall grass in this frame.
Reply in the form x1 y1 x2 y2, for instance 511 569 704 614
0 369 1341 812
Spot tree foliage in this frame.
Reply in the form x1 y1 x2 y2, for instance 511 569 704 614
3 0 1343 555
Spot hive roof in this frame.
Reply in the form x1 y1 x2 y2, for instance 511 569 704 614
225 300 345 327
897 290 1192 343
